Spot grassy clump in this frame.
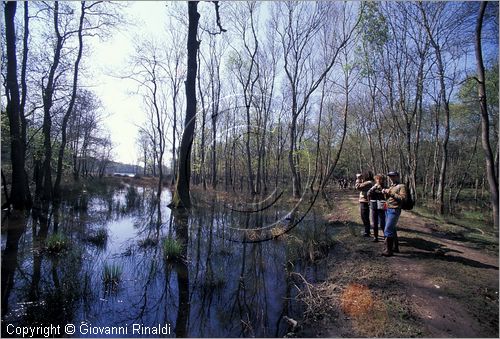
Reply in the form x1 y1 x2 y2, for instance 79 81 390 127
45 233 69 253
162 237 183 260
87 228 108 246
125 186 139 208
102 263 123 288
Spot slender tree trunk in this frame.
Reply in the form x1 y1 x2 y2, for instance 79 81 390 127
54 1 86 203
311 80 326 194
171 89 177 185
197 49 207 190
454 125 479 202
431 106 440 199
321 80 349 191
435 50 450 215
245 105 256 194
20 2 32 207
171 1 199 208
411 53 425 202
421 4 449 215
211 55 220 190
476 1 499 228
40 1 63 203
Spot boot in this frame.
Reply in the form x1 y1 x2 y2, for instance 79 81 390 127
393 234 400 253
382 237 393 257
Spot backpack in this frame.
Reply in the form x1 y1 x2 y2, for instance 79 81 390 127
398 184 415 210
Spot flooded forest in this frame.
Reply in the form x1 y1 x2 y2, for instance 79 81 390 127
2 1 499 338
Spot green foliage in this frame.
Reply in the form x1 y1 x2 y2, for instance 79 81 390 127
458 63 499 109
46 233 69 253
162 237 183 260
356 1 389 77
358 2 389 48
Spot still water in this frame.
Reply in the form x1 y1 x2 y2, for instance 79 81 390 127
1 183 333 337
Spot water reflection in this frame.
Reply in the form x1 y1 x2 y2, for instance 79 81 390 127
1 183 333 337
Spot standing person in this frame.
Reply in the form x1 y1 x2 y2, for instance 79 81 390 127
355 171 374 237
381 171 407 256
367 174 387 242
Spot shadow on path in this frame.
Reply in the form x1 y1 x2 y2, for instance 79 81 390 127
398 236 498 270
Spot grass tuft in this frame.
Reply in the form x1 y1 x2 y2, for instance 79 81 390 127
102 263 123 288
45 233 69 253
87 228 108 246
162 237 183 260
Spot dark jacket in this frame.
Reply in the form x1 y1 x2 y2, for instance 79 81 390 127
368 184 385 201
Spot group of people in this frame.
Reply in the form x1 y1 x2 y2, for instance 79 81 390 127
355 170 408 257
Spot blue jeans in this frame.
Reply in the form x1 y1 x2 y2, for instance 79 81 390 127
384 208 401 238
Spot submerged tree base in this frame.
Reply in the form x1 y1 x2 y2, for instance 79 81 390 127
168 187 191 209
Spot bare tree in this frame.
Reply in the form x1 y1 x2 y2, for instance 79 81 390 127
171 1 226 207
419 2 467 214
273 2 362 198
170 1 201 208
475 1 499 228
53 1 86 203
127 38 170 197
228 2 260 195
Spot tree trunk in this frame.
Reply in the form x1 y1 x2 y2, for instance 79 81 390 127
170 1 200 208
197 50 207 190
289 107 302 198
171 90 177 185
476 1 499 228
20 2 32 207
54 1 86 203
435 49 450 215
410 51 425 202
40 1 63 203
420 4 450 215
211 51 221 190
4 2 27 210
245 105 256 195
454 124 479 202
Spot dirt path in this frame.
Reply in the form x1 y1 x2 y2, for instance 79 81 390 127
346 193 499 337
299 191 498 337
389 222 497 336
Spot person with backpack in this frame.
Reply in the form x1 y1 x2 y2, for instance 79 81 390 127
367 174 387 243
381 171 407 256
355 171 374 237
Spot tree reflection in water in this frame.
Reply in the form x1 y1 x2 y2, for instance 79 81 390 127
1 184 332 337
